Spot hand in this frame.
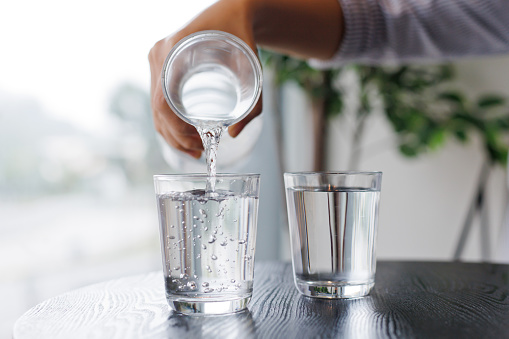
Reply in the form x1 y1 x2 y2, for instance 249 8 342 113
149 0 342 158
148 0 262 159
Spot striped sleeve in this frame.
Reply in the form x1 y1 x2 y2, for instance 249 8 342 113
310 0 509 67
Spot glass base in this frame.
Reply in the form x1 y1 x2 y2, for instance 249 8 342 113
167 296 251 315
295 279 374 299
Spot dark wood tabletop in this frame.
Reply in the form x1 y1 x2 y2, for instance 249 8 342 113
13 261 509 339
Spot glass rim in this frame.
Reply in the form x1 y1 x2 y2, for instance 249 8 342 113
284 171 382 177
161 30 263 127
154 173 260 180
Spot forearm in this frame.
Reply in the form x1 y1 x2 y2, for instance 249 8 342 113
247 0 344 60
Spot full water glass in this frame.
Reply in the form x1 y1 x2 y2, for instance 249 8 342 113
161 30 263 129
284 172 382 298
154 174 260 314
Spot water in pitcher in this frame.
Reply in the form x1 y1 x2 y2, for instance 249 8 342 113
286 186 380 289
181 64 243 191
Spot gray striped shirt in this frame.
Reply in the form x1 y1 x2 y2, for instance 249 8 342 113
312 0 509 66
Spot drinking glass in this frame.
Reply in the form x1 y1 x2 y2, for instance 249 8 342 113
154 173 260 314
161 30 263 129
284 171 382 298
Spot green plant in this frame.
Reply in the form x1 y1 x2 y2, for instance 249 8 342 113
261 51 509 170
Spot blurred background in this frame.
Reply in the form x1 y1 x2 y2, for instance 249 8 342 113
1 0 508 337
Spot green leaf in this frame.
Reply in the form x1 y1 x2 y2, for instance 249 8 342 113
437 91 466 106
477 95 505 109
494 116 509 130
428 128 446 150
399 143 419 157
327 93 343 117
454 129 468 142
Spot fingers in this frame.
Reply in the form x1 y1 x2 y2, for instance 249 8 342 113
154 109 203 159
149 36 204 159
228 95 263 138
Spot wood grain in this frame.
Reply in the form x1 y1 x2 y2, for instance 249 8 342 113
13 261 509 339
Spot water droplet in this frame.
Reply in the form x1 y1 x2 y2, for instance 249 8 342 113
208 235 216 244
169 235 175 240
202 244 207 250
220 240 228 246
178 208 184 213
206 265 212 273
197 235 202 239
204 287 214 293
199 209 207 218
196 254 201 259
238 239 246 244
202 282 209 287
216 287 223 292
174 266 180 271
204 226 208 231
170 225 175 228
187 281 197 290
193 275 198 279
211 254 217 260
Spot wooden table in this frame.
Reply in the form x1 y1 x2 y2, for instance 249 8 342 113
13 261 509 339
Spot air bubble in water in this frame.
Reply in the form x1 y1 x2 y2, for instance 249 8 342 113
187 281 197 290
